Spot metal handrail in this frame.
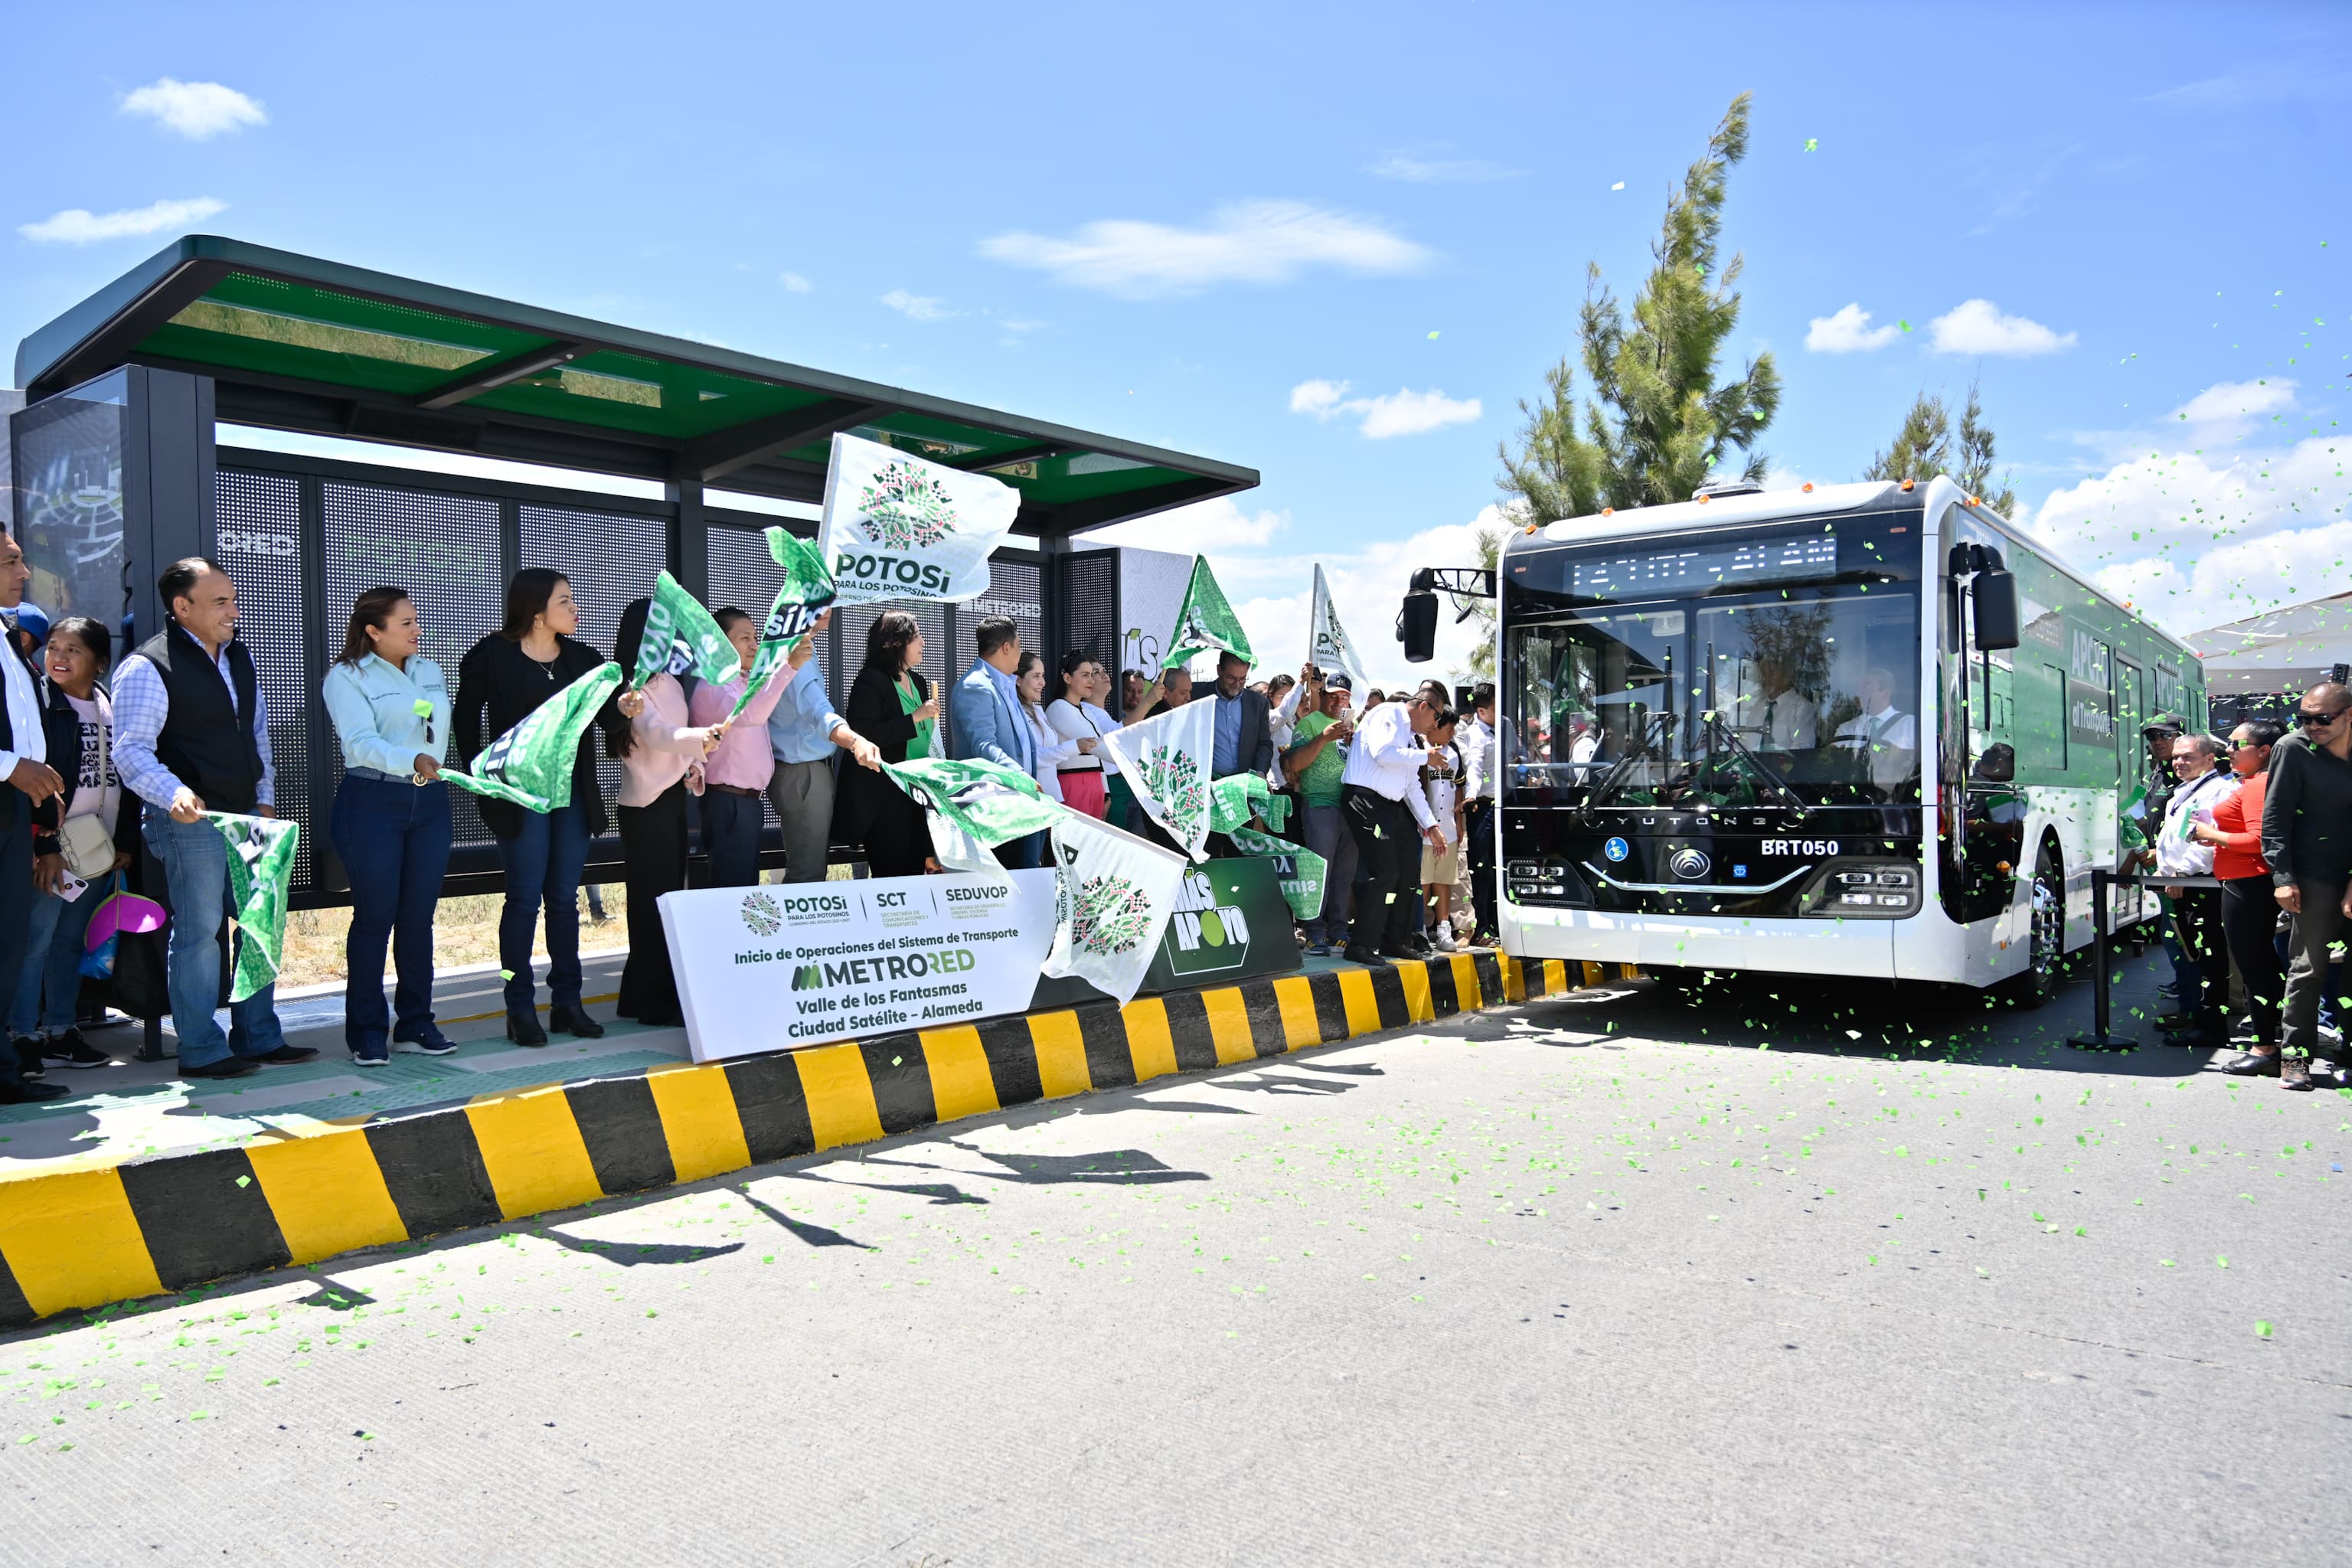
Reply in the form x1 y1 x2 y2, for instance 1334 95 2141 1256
2066 867 2225 1050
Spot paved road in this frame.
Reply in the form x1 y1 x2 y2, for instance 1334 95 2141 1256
4 952 2347 1566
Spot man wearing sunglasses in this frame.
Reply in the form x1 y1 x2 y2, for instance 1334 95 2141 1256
2260 682 2352 1089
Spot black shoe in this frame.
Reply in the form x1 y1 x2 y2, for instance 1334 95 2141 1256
12 1037 45 1080
1341 946 1390 966
180 1055 261 1080
0 1076 70 1102
505 1011 548 1047
2218 1050 2281 1077
253 1044 319 1066
41 1028 111 1069
393 1024 456 1056
2282 1056 2314 1091
1404 935 1435 957
548 1006 604 1039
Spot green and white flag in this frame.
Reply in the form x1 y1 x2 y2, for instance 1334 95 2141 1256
1164 554 1252 671
1100 696 1217 861
884 756 1063 877
1307 564 1367 688
730 528 837 721
1210 772 1291 835
1041 808 1188 1006
444 662 624 813
1227 822 1327 923
819 431 1021 606
635 571 739 690
204 812 299 1003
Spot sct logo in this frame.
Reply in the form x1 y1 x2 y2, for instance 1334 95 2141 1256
1668 848 1712 880
1603 836 1630 863
834 550 952 595
789 963 825 991
1762 839 1841 858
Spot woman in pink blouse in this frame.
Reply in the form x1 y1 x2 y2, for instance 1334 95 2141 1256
688 606 808 887
604 596 727 1028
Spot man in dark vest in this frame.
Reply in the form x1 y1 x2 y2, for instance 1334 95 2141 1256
113 557 315 1080
0 532 69 1102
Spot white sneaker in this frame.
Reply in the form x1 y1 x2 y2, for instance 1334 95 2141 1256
1433 931 1457 952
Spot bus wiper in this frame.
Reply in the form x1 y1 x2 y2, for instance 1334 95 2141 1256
1700 708 1807 814
1579 710 1666 824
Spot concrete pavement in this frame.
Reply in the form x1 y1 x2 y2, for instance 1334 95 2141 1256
2 951 2344 1566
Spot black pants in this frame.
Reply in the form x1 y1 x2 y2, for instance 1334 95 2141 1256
0 793 37 1089
2220 875 2286 1049
616 782 689 1022
1464 798 1498 939
1344 786 1421 953
2282 880 2350 1057
2168 886 2230 1027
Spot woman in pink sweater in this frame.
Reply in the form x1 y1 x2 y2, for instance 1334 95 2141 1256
605 596 727 1027
688 606 808 887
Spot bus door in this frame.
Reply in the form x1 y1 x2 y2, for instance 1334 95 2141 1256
2115 656 2151 921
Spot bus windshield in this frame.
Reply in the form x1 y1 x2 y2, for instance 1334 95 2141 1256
1501 514 1923 809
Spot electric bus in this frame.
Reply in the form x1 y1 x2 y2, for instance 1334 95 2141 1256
1493 475 2203 1001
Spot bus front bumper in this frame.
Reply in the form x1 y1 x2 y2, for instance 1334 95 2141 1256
1503 903 1899 980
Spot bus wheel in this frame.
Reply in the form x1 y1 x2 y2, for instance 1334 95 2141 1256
2004 846 2065 1008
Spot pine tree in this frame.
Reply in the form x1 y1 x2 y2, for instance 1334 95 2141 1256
1862 381 2018 518
1500 93 1780 521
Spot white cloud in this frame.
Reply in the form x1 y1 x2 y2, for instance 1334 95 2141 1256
1290 378 1480 438
779 271 812 293
1089 495 1289 554
879 289 952 321
1928 298 2076 356
18 196 227 245
1804 302 1900 354
1365 152 1521 183
2175 377 2295 426
978 200 1431 299
2026 433 2351 634
119 78 266 139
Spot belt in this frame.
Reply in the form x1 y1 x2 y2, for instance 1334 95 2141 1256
346 765 430 785
705 782 762 798
1057 764 1102 775
1342 782 1405 805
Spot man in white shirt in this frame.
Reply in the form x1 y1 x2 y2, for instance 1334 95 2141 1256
1736 657 1818 750
1462 682 1500 946
2154 732 2236 1043
0 533 69 1103
1834 668 1919 794
1339 691 1449 964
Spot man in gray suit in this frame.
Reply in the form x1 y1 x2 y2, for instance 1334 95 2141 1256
1205 650 1275 858
947 614 1041 868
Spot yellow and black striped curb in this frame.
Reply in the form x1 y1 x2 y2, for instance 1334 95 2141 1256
0 953 1635 1328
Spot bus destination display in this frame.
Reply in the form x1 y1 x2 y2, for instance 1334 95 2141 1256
1569 531 1840 599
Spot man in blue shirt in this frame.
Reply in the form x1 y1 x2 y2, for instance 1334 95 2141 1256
1204 651 1273 858
948 615 1040 867
763 609 883 883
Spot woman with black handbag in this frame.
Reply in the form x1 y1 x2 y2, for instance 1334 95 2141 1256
12 616 127 1074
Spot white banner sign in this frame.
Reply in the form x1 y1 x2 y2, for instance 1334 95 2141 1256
818 430 1021 606
661 870 1057 1063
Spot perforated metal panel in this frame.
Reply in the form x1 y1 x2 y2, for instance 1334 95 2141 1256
1061 551 1119 671
520 502 668 831
321 481 505 857
974 559 1046 669
707 524 792 620
214 471 315 882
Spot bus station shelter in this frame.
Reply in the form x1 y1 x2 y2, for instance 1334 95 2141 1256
8 234 1259 907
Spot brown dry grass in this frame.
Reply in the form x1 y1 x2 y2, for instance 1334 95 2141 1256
279 887 631 990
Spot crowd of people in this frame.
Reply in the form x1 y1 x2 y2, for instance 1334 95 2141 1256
0 542 1507 1099
2132 690 2352 1091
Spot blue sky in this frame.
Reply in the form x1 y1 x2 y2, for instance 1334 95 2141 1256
3 1 2347 681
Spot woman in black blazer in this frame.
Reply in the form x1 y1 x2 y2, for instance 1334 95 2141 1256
832 611 939 878
453 568 636 1045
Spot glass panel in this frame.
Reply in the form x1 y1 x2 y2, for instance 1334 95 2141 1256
520 503 668 835
216 472 315 884
11 371 130 655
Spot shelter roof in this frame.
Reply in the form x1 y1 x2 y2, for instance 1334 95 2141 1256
14 236 1256 538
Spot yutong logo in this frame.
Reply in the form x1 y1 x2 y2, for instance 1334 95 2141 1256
792 949 978 990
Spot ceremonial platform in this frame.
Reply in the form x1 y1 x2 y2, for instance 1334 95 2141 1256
0 948 1634 1328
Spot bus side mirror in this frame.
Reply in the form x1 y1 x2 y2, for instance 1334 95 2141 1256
1397 591 1438 663
1973 570 2020 650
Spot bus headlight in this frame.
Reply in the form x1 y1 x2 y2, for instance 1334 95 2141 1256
1507 860 1589 906
1798 862 1920 919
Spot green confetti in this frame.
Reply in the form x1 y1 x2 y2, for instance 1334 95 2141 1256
891 1056 903 1067
2216 1256 2229 1269
500 969 516 981
1898 319 1912 332
1426 330 1441 339
1804 137 1819 152
2255 1320 2273 1338
235 1175 250 1187
412 699 433 717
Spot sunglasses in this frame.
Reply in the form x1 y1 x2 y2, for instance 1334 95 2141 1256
2295 709 2346 728
2230 738 2269 751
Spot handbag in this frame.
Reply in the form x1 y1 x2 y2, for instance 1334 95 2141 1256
57 711 118 880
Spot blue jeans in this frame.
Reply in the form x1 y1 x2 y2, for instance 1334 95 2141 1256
146 807 286 1068
1298 802 1356 946
701 789 764 888
331 775 453 1050
8 871 106 1037
495 803 590 1014
2159 904 2198 997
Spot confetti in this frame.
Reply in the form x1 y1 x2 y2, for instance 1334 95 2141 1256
1898 319 1912 332
500 969 515 981
1426 331 1440 339
2255 1321 2273 1338
1804 138 1819 152
235 1175 250 1187
1610 181 1625 191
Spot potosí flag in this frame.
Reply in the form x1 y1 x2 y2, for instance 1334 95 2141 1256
1041 808 1187 1006
443 662 623 813
1226 822 1327 923
1100 696 1217 861
884 756 1063 876
730 528 838 721
1210 772 1291 835
1307 564 1367 688
634 572 739 690
204 812 299 1003
1164 554 1252 671
819 432 1020 606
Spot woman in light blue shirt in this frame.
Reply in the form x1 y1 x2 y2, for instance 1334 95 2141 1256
322 586 456 1067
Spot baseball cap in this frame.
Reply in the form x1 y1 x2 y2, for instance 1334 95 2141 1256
2141 711 2187 736
1325 671 1353 691
8 602 48 645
